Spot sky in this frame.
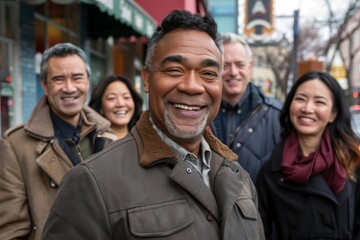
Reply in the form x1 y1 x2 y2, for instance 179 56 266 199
275 0 351 39
238 0 353 41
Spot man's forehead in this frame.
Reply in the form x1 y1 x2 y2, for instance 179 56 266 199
155 30 221 60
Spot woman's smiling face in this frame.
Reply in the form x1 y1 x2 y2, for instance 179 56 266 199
290 78 337 139
101 81 135 132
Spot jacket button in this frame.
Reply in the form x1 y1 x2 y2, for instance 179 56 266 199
236 143 241 148
248 128 253 133
207 213 214 221
186 168 192 174
33 225 37 230
49 180 57 188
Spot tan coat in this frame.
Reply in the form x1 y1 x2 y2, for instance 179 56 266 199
0 96 115 240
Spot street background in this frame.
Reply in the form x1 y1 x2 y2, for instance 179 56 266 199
0 0 359 135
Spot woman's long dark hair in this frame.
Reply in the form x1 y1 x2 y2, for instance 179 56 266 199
89 75 143 130
280 71 360 180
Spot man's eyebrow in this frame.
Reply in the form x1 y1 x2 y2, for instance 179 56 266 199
160 55 220 69
201 59 221 69
72 72 85 77
50 72 85 80
160 55 184 66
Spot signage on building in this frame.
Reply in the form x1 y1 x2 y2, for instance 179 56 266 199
331 65 347 79
327 44 348 90
244 0 274 42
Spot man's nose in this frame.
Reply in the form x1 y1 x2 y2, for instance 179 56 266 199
62 78 77 92
177 71 205 94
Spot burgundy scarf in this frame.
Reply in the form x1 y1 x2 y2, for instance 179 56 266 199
281 128 347 195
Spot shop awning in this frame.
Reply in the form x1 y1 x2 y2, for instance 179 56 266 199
82 0 156 38
23 0 156 39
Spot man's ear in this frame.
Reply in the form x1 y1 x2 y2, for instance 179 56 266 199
249 57 254 75
40 80 48 96
141 67 150 93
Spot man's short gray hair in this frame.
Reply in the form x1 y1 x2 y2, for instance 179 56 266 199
40 43 91 83
221 32 253 60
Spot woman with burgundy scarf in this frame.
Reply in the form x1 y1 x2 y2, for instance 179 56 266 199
256 71 360 239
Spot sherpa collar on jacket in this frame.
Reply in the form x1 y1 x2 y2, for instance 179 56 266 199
133 111 238 167
24 96 111 140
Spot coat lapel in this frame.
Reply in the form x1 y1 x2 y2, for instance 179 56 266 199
134 111 240 223
36 141 72 185
170 159 220 222
211 157 244 220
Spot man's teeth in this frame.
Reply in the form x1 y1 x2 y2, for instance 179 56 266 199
173 104 200 111
63 97 76 101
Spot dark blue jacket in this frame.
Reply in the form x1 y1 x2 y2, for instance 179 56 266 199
211 83 282 181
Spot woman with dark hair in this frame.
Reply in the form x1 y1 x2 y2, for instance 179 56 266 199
256 71 360 239
89 75 143 139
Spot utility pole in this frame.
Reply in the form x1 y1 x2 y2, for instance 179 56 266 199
293 9 299 83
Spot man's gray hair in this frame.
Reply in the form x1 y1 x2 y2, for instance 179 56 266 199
40 42 91 83
221 32 253 60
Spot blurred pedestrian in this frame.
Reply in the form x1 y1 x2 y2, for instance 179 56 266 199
256 71 360 239
89 75 143 139
210 32 282 182
0 42 116 240
42 10 265 240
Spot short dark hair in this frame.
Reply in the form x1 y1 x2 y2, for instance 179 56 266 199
40 43 91 83
144 10 223 71
89 75 143 130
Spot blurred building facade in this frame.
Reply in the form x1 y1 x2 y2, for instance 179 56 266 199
209 0 238 33
135 0 208 24
0 0 208 136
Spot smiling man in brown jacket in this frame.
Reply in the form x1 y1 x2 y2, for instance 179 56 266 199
0 43 115 240
42 11 265 240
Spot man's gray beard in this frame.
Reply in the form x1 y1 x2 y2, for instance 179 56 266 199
164 108 208 139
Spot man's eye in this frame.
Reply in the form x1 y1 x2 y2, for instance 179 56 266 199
52 78 65 84
165 68 183 75
202 71 218 80
236 63 246 69
73 75 84 81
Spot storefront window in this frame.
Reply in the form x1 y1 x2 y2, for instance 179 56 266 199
35 1 79 52
89 38 107 87
0 1 15 135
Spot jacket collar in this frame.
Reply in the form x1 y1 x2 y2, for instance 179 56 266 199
24 96 111 140
133 111 238 167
